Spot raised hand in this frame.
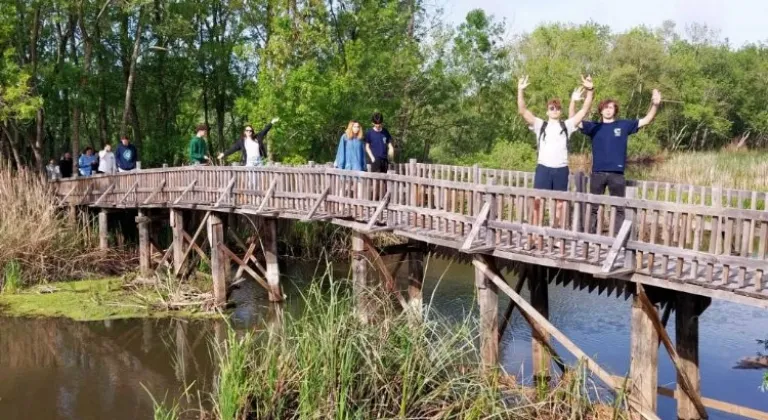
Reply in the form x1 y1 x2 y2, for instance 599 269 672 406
217 153 224 160
651 89 662 106
581 74 594 90
517 75 530 91
271 117 280 124
571 87 584 102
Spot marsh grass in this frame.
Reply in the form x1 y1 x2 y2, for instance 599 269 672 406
0 165 129 288
207 277 627 420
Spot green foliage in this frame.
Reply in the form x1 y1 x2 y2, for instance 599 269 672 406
1 260 21 294
4 3 768 171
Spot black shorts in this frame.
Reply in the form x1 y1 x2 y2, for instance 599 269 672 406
371 158 389 173
534 164 569 191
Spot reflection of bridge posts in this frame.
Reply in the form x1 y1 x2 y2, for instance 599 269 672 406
407 248 424 318
262 218 282 302
351 230 369 324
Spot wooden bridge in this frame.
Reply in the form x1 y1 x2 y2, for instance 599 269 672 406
53 160 768 420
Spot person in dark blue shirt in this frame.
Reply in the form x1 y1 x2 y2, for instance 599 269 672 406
116 137 139 172
571 89 662 234
364 112 394 173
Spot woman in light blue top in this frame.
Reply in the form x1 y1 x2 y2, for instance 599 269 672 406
78 147 98 177
333 120 366 171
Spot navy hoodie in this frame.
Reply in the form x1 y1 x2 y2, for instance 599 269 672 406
116 143 138 170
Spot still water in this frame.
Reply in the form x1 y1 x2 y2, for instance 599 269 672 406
1 258 766 420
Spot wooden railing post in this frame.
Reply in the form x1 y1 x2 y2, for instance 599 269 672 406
625 187 637 271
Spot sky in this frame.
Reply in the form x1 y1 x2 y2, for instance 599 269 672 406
441 0 768 47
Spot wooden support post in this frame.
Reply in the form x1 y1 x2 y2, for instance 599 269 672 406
137 210 152 278
351 230 369 324
262 218 282 302
529 266 551 385
676 292 710 420
407 248 424 318
170 209 185 275
98 210 109 250
630 290 660 412
207 213 227 307
475 255 499 369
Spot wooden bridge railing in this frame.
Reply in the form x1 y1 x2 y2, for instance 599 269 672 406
392 160 768 210
54 165 768 304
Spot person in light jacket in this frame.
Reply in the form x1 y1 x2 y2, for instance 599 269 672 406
218 118 279 166
98 144 117 174
45 159 61 180
78 147 97 177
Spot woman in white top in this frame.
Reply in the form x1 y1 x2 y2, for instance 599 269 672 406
218 118 280 167
98 144 117 174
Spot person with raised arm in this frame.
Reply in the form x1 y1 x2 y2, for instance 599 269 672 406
518 74 594 231
218 118 279 167
570 89 662 234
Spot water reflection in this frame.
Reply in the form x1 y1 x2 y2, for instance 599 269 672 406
0 257 766 420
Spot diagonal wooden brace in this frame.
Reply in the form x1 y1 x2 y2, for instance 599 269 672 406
142 179 166 205
93 183 115 206
601 219 633 273
174 211 210 277
218 243 271 293
215 177 236 207
461 202 491 251
365 191 391 230
304 186 331 221
256 178 278 212
174 180 197 205
118 181 139 205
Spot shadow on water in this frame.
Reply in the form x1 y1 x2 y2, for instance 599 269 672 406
1 256 767 420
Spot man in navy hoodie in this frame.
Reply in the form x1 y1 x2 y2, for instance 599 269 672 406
116 136 138 172
570 89 661 234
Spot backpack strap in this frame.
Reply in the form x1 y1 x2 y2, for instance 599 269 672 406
558 120 568 136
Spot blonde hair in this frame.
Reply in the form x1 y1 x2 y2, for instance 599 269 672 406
344 120 363 140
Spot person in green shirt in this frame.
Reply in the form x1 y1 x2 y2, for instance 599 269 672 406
189 123 210 165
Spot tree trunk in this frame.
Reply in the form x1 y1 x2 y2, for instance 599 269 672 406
120 8 144 140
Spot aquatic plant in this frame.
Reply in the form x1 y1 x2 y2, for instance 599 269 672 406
208 277 627 419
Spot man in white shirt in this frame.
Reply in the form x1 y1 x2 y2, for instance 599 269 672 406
517 75 594 230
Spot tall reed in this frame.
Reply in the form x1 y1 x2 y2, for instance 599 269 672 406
210 278 625 419
0 165 118 288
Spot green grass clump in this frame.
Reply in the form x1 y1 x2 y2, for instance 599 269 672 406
1 260 22 294
204 278 622 419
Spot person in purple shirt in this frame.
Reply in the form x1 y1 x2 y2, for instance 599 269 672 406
570 89 662 234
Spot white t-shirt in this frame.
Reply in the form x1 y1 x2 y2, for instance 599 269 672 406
530 117 576 168
244 138 261 167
